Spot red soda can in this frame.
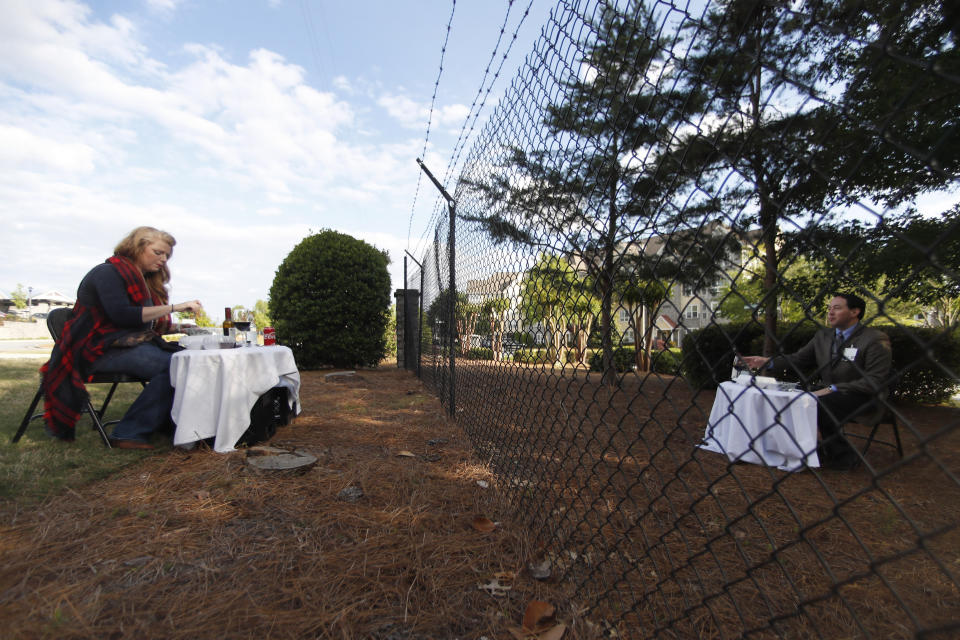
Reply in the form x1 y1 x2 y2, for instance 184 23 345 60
263 327 276 345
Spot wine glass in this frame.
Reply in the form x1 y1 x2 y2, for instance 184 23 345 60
233 310 253 345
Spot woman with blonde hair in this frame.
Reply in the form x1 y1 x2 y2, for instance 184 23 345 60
41 226 203 449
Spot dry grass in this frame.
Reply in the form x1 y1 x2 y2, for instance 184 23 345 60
0 368 596 639
449 361 960 638
2 363 958 639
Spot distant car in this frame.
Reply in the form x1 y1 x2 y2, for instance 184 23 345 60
31 312 49 320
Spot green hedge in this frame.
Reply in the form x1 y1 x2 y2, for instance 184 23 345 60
514 348 548 365
464 347 495 361
885 325 960 403
680 322 765 389
681 322 960 404
588 346 683 374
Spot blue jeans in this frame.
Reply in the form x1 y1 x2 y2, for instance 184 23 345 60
91 343 174 443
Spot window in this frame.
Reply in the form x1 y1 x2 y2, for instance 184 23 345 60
683 284 695 296
708 277 722 297
618 308 629 323
685 304 699 319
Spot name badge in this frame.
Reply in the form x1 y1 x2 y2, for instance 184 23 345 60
843 347 858 361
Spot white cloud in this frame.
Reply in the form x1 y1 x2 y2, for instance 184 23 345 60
0 124 96 173
377 92 469 131
0 0 438 315
145 0 185 12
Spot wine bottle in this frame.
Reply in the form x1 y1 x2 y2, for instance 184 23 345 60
222 307 234 338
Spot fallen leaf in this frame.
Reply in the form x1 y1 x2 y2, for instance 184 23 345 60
507 624 565 640
396 450 416 458
523 600 555 630
471 516 497 533
194 490 211 500
476 480 489 488
507 627 531 640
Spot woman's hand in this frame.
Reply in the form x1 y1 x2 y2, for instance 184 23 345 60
142 299 204 324
173 300 203 314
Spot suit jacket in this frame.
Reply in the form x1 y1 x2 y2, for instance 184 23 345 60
771 324 893 400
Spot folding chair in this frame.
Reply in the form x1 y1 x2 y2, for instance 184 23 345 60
847 386 904 461
859 403 905 459
12 307 147 448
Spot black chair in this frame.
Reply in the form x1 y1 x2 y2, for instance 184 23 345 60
847 388 905 461
12 307 147 448
859 403 905 459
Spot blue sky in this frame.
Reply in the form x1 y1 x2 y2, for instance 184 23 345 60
0 0 554 321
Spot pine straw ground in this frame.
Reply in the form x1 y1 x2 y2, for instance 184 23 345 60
0 368 587 640
3 366 959 639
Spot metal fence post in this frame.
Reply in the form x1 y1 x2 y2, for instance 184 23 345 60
416 158 457 418
447 198 456 419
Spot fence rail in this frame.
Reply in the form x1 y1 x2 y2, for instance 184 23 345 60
407 0 959 636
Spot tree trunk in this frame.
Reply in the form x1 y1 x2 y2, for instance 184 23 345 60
576 315 594 366
600 169 619 386
458 312 478 355
644 305 657 373
751 21 778 357
546 316 562 365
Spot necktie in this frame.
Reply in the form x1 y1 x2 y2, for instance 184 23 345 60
832 331 843 357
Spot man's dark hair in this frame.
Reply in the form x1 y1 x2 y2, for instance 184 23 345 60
833 292 867 320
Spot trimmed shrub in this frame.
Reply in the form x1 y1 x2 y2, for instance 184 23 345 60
588 346 683 374
269 230 391 368
681 322 766 389
589 346 635 373
651 348 683 374
514 348 548 365
884 325 960 404
465 347 495 361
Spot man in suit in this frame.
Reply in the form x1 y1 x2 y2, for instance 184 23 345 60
740 293 893 470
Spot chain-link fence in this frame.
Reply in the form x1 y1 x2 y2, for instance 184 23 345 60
406 0 959 636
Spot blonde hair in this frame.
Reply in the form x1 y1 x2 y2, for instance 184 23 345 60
114 226 176 305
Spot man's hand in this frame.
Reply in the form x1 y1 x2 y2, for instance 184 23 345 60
740 355 770 370
813 387 833 397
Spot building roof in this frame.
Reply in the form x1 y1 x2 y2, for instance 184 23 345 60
464 272 521 297
658 314 677 329
33 290 75 304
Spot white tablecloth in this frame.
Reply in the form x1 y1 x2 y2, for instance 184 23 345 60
699 381 819 472
170 345 301 452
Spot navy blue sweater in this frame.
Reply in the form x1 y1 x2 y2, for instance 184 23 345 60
76 262 154 331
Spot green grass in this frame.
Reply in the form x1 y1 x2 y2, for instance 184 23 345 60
0 359 156 505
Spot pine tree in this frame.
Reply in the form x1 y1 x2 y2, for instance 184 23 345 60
462 0 715 383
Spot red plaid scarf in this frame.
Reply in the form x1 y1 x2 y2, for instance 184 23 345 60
40 256 170 440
